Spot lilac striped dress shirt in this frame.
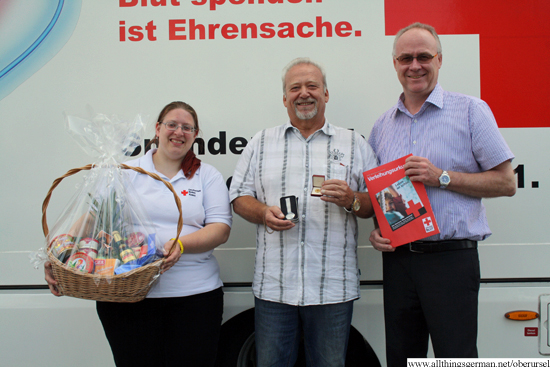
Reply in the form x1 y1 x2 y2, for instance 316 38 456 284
368 84 514 241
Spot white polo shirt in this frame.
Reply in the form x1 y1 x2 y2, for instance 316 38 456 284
126 149 232 298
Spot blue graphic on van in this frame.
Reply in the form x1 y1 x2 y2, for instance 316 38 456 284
0 0 81 101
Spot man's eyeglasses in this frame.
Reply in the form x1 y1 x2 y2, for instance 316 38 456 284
160 122 197 133
395 53 438 65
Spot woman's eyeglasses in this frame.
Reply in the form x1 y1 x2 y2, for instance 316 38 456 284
160 122 196 133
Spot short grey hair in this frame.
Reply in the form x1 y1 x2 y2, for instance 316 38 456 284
392 22 442 56
282 57 327 95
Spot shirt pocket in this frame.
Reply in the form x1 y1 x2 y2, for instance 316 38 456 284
327 162 350 182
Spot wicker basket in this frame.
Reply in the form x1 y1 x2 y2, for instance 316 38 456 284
42 163 183 303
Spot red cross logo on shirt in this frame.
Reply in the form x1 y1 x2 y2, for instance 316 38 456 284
181 190 188 196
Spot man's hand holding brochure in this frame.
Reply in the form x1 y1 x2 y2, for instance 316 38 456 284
363 154 440 247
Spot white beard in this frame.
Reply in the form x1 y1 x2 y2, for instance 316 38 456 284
295 100 318 120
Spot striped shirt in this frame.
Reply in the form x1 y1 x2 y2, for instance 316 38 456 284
230 121 377 306
368 83 514 241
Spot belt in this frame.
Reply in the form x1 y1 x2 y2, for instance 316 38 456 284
396 239 478 253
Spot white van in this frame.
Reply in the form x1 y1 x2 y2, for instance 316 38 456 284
1 1 549 365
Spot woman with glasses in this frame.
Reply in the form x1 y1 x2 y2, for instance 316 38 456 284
103 100 233 366
46 101 232 366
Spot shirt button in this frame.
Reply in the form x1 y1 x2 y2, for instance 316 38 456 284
413 140 417 144
301 241 304 246
304 187 307 192
302 214 305 219
414 119 417 123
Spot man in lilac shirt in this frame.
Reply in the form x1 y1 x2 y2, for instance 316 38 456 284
368 23 516 366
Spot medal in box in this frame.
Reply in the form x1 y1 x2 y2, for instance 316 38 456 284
311 175 325 196
280 195 299 223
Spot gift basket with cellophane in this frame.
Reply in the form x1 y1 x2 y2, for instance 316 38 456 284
33 111 182 302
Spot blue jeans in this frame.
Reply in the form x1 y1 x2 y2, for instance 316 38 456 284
254 297 354 367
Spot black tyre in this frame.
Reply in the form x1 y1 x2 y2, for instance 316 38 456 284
215 309 256 367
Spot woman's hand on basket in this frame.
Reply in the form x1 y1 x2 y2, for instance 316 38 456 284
44 261 62 296
161 239 182 273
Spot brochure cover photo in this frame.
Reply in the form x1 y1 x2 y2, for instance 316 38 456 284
363 154 440 247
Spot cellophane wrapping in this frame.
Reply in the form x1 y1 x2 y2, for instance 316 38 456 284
33 111 163 285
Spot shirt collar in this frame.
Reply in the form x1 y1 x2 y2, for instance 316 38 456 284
140 148 156 171
396 83 444 117
141 148 187 181
283 119 334 138
426 83 444 109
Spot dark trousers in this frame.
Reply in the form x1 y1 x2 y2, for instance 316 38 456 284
382 248 480 367
96 287 223 367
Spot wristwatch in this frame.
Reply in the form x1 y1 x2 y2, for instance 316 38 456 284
344 194 361 213
439 170 451 189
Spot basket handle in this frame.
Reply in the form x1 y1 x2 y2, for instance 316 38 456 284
42 163 183 255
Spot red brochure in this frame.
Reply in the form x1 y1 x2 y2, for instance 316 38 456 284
363 154 440 247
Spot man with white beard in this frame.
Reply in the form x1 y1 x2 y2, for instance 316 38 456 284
229 57 377 367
